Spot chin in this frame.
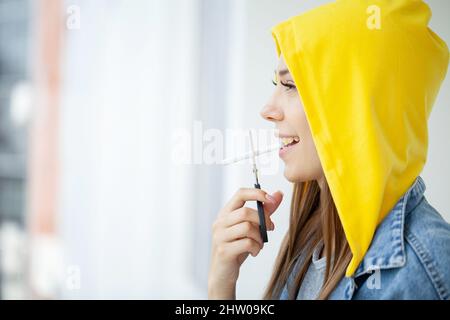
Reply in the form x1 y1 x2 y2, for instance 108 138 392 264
283 166 307 183
283 164 320 184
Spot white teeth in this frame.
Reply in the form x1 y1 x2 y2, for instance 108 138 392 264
282 137 294 145
280 136 300 147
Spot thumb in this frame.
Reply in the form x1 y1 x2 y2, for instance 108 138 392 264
263 191 283 228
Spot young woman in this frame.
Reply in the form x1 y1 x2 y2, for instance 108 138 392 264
208 0 450 299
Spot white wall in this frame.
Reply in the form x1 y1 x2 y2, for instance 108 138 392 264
422 0 450 220
59 0 203 298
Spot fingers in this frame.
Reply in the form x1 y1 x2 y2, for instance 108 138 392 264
212 188 284 259
220 207 275 230
218 238 262 260
222 221 264 248
222 188 269 213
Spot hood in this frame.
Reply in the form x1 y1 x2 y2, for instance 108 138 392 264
271 0 449 276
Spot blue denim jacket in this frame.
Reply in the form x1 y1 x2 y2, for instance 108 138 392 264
279 176 450 300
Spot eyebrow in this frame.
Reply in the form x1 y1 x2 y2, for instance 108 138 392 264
275 68 290 77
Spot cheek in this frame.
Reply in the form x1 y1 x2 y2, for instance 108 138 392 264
296 108 311 137
286 103 310 140
294 136 321 169
283 108 323 182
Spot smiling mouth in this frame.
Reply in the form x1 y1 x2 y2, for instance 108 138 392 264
279 136 300 149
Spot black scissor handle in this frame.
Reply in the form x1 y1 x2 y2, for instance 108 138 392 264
254 183 268 243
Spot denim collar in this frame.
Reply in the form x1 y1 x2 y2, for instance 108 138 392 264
353 176 426 278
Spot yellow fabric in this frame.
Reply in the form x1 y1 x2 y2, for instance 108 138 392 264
271 0 449 277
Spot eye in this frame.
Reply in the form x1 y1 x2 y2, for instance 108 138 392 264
280 80 296 91
272 79 277 86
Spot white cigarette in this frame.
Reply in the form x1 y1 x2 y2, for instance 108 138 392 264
218 144 280 165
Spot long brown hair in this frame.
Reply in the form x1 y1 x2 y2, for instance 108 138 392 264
263 180 352 300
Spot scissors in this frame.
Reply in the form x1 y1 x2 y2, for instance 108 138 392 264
248 130 268 243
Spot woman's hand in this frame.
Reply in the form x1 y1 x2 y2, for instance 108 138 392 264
208 188 283 299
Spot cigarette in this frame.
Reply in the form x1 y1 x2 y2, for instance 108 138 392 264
218 144 280 165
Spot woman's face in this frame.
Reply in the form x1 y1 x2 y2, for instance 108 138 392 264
260 55 325 185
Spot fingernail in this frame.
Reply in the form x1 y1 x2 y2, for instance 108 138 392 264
278 190 284 197
265 194 275 203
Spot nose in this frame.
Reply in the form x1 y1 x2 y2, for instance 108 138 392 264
260 99 283 122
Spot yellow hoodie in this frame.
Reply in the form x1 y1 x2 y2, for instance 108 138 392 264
271 0 449 277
